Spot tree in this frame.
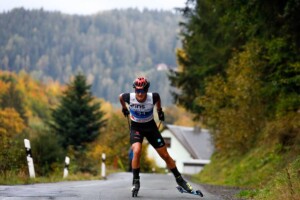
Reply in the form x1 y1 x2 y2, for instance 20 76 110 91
170 0 300 118
50 73 106 151
169 0 242 117
0 108 26 179
1 80 27 123
172 0 300 154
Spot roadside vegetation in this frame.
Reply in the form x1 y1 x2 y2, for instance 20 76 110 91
172 1 299 199
0 70 193 185
0 70 145 184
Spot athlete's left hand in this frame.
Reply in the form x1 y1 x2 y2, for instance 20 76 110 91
158 109 165 121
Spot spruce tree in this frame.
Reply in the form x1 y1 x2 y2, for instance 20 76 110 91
50 73 106 151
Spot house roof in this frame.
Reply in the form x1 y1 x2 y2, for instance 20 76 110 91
165 124 214 160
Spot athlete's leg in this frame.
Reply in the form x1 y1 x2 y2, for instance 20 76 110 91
131 142 142 194
155 145 193 192
130 129 143 170
145 125 193 192
155 146 176 169
130 129 143 194
131 142 142 169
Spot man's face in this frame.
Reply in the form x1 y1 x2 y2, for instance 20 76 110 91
135 89 147 101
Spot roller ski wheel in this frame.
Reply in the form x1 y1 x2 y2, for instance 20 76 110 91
176 186 204 197
131 179 140 197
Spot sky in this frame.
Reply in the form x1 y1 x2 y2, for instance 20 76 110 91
0 0 187 15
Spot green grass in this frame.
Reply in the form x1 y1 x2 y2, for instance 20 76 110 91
193 149 280 187
0 172 101 185
0 166 122 185
192 143 300 200
253 157 300 200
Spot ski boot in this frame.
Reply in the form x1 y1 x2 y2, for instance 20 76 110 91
131 178 140 197
176 176 193 193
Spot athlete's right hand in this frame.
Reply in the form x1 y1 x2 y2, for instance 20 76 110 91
122 108 129 117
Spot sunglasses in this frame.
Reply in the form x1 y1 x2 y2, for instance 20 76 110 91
135 89 146 94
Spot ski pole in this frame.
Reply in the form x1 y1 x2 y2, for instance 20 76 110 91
157 121 162 130
126 115 130 131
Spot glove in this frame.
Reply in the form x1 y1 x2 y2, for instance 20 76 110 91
157 108 165 121
122 108 129 117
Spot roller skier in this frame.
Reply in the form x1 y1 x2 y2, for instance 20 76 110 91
119 77 195 197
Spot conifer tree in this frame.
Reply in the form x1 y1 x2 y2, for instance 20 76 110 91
50 73 106 151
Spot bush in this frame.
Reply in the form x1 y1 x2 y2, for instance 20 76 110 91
31 131 65 176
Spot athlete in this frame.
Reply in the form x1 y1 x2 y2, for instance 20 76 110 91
119 76 193 196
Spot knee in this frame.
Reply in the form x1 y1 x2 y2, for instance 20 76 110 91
132 147 142 158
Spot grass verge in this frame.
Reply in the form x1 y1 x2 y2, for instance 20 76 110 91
193 146 300 199
0 167 123 185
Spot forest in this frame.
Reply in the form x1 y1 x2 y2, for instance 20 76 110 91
0 8 181 105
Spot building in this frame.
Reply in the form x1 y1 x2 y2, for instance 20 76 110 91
147 124 214 174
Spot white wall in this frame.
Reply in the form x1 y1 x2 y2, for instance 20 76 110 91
147 129 193 173
183 166 204 174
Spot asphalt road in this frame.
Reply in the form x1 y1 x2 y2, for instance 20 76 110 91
0 172 224 200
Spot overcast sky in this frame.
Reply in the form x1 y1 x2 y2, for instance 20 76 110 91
0 0 187 15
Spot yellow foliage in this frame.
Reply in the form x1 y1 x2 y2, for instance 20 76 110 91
0 70 62 133
97 98 114 119
45 80 62 96
176 48 188 72
0 80 9 96
200 41 266 154
17 73 49 103
165 105 196 126
89 112 131 168
0 108 25 137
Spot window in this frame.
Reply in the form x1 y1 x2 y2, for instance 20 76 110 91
163 137 171 148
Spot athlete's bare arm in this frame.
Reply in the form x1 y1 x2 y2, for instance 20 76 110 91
119 94 127 109
156 94 162 111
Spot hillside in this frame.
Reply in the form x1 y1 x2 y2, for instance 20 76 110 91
171 1 300 200
0 8 182 105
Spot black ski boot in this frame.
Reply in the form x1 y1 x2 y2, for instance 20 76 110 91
131 178 140 197
176 176 193 192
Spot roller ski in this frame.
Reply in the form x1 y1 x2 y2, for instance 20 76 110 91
176 186 204 197
131 178 140 197
176 176 204 197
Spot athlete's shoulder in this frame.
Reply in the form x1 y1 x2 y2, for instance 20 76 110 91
152 92 160 98
120 93 130 102
120 92 130 97
152 92 160 103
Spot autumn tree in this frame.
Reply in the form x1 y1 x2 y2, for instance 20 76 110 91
0 108 26 179
1 81 27 123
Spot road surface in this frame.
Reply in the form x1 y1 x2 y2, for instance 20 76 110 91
0 172 224 200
